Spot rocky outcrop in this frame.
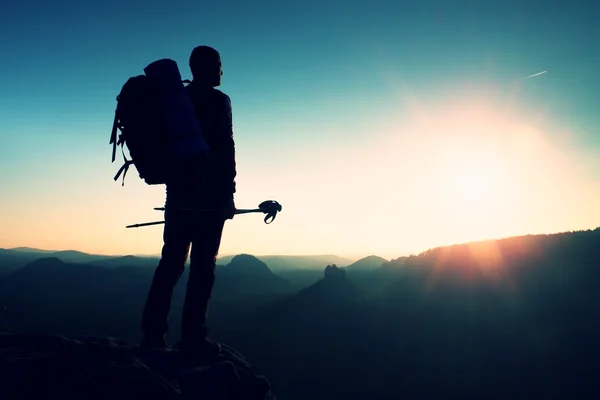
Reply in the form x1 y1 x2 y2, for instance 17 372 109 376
0 333 275 400
324 264 346 281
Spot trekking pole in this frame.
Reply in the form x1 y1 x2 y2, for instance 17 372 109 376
125 200 282 229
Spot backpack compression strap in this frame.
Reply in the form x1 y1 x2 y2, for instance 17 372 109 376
113 140 133 186
113 158 133 186
110 111 133 186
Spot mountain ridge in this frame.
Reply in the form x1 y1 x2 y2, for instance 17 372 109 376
3 228 600 399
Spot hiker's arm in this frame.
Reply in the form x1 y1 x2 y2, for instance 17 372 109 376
215 93 237 197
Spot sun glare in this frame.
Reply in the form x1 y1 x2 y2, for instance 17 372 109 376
410 102 528 244
435 143 514 220
374 80 569 250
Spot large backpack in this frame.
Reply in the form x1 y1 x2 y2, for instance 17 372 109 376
110 75 169 185
109 59 208 186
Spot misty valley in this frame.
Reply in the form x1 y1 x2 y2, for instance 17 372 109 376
1 229 599 399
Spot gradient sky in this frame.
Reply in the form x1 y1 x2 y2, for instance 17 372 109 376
1 0 599 260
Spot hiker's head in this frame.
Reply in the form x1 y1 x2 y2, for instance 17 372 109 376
190 46 222 87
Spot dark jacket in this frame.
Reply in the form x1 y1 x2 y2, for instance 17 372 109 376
165 83 237 209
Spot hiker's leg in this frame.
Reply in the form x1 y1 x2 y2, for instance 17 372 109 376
181 216 226 344
141 217 191 338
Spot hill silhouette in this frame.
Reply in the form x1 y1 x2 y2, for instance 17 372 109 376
0 249 41 276
0 248 119 276
340 256 402 294
345 255 388 271
254 264 360 325
0 257 151 338
217 254 352 271
86 255 160 269
8 247 55 254
214 264 363 398
2 229 600 399
220 254 273 276
218 229 600 399
0 255 295 341
4 247 351 273
212 254 295 302
44 250 104 264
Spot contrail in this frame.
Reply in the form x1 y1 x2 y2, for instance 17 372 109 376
524 70 547 80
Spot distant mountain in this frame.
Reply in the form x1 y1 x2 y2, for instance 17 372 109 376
344 256 409 294
216 264 364 399
220 229 600 400
251 264 361 327
8 247 56 253
275 269 324 290
213 255 295 301
7 248 352 272
8 257 108 286
0 257 119 336
345 255 388 271
86 255 158 269
379 256 409 270
0 254 296 340
0 257 162 339
3 248 115 265
45 250 113 264
0 249 157 278
220 254 273 276
4 228 600 400
217 254 353 271
0 249 47 276
291 265 361 310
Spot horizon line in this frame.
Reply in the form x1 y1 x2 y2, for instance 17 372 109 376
5 225 600 261
3 246 387 262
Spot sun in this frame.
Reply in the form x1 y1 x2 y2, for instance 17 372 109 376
437 148 514 217
373 76 594 251
420 111 522 241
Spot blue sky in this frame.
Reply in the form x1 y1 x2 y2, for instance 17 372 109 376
1 0 599 259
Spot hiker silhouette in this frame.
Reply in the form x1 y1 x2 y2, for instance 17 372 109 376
140 45 237 355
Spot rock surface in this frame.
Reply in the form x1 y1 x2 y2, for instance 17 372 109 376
0 333 275 400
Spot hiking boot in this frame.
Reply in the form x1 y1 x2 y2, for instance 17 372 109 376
175 337 222 361
139 333 168 349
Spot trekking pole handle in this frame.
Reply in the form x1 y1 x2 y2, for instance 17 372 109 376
127 200 282 228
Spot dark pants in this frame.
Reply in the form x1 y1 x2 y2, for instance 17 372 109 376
141 209 226 343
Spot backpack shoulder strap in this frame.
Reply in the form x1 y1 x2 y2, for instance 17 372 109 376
110 113 119 162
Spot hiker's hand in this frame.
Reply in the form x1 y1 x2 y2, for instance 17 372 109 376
222 198 236 220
